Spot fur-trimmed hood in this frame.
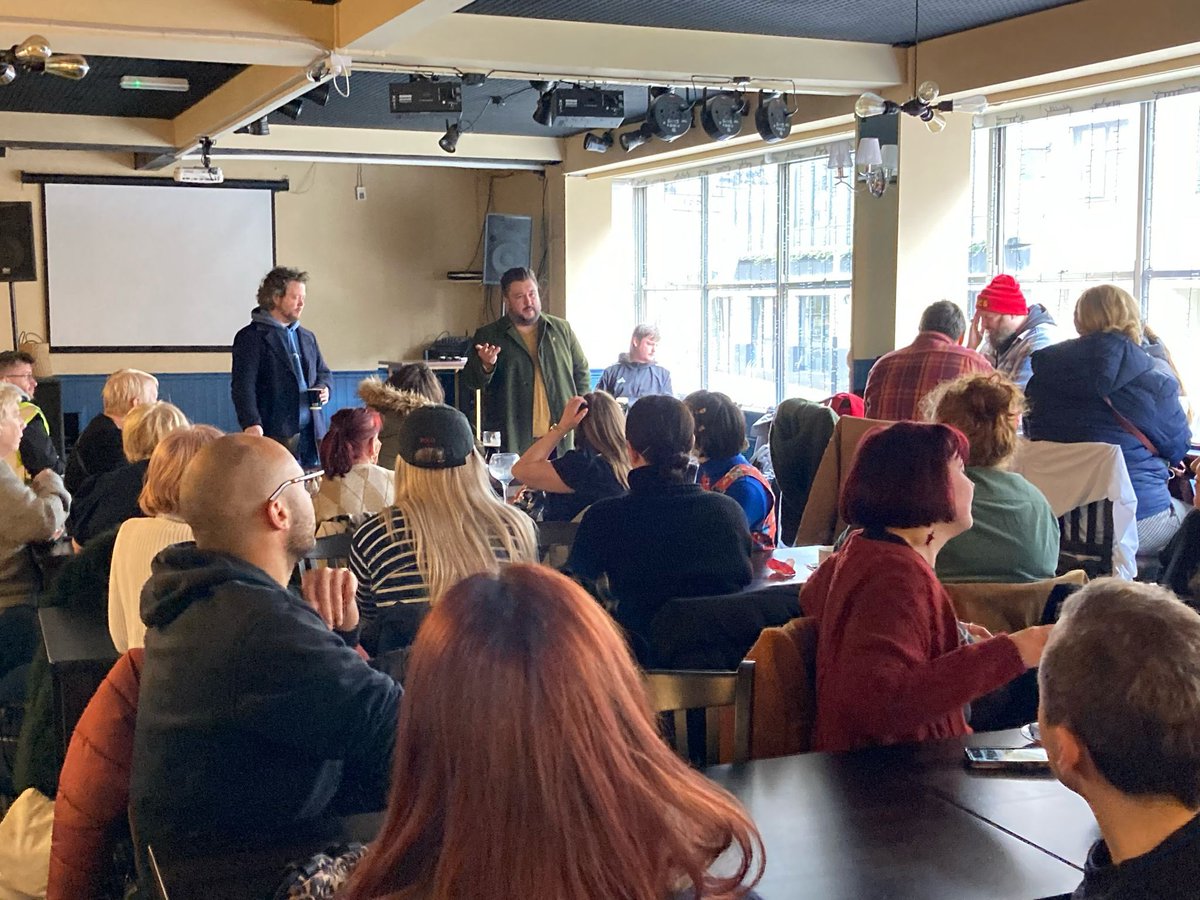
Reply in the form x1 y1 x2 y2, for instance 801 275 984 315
357 377 438 416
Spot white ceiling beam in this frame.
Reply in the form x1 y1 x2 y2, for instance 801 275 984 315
0 0 331 66
0 110 172 150
335 0 474 52
357 14 905 94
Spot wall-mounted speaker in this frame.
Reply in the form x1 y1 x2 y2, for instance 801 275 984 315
482 213 532 286
0 202 36 283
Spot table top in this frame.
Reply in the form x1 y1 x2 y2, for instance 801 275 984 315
705 729 1091 899
156 728 1091 900
749 544 819 593
39 605 118 667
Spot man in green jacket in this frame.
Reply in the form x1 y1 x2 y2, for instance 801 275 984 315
462 267 590 453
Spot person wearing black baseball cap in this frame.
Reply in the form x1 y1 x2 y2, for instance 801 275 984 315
349 405 537 653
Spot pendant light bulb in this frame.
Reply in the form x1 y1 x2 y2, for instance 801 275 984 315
854 92 888 119
925 111 947 134
916 80 940 104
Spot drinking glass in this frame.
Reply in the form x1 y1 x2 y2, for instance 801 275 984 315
487 452 519 501
481 430 501 449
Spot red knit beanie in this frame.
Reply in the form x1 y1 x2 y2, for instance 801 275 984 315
976 274 1028 316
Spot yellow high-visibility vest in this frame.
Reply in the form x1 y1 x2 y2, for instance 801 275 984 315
3 400 50 483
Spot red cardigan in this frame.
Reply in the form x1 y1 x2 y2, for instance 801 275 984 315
800 531 1026 753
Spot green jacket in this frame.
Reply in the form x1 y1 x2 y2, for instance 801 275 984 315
461 314 590 453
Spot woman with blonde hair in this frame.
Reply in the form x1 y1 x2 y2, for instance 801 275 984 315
350 404 537 653
67 401 189 546
923 372 1059 582
65 368 158 493
1027 284 1191 557
107 424 222 652
339 565 763 900
512 391 629 522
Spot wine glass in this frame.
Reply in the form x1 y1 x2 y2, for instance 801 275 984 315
487 452 519 501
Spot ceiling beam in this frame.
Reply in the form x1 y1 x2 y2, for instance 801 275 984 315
917 0 1200 98
0 110 172 151
335 0 474 52
355 14 905 94
0 0 332 66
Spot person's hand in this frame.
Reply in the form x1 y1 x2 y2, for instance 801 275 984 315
476 343 501 371
301 566 360 633
1008 624 1054 668
244 425 265 437
963 622 994 642
317 385 330 404
967 310 985 350
557 396 589 433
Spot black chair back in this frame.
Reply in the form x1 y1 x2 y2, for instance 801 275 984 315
301 531 353 571
1057 499 1115 578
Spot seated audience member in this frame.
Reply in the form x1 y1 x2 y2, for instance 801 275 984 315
968 274 1060 390
312 407 394 536
350 405 536 651
1039 579 1200 898
512 392 629 522
67 401 188 546
802 422 1052 753
65 368 158 494
339 565 763 900
1026 285 1191 558
358 364 444 470
0 349 64 480
568 395 753 656
108 425 222 653
0 383 69 609
596 323 674 405
685 390 777 549
863 301 992 421
923 373 1059 582
129 434 402 846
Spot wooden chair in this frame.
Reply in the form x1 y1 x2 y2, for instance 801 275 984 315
943 571 1089 634
1057 499 1115 579
537 519 579 567
644 660 754 766
300 531 353 572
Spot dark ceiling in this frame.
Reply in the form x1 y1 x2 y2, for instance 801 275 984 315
0 55 243 118
460 0 1087 44
268 74 650 137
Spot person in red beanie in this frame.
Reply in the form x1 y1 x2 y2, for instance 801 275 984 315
968 274 1060 389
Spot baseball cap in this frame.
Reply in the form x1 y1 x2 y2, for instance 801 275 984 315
397 404 475 469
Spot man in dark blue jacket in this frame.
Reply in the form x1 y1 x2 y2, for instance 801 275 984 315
232 267 331 467
596 324 673 405
130 434 401 846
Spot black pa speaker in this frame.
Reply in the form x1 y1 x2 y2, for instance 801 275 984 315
482 214 532 286
0 202 36 282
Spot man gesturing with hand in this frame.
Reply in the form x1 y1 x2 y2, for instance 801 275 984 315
130 434 400 846
462 267 589 453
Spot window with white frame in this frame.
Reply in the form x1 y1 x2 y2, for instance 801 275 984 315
967 91 1200 404
633 152 854 409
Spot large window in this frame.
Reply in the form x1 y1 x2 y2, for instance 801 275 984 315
634 153 853 408
968 91 1200 396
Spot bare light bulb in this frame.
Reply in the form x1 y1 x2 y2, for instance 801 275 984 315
916 80 941 104
855 92 888 119
13 34 51 64
925 111 947 134
43 55 89 80
0 63 15 86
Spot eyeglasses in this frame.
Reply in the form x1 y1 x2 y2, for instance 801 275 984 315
267 469 323 503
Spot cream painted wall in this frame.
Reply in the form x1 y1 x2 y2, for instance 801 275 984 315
0 149 546 373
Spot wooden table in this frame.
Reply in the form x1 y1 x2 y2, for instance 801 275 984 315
39 605 118 762
155 730 1094 900
705 729 1093 899
749 544 819 593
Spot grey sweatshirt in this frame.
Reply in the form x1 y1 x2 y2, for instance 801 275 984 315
0 464 69 608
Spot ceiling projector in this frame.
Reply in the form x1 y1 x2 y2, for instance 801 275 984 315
173 166 224 185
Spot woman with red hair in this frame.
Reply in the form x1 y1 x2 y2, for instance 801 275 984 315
802 421 1053 752
313 407 393 536
339 564 764 900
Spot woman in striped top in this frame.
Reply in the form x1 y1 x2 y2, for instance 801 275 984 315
350 405 537 653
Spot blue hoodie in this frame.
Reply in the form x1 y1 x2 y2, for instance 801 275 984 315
1026 331 1190 519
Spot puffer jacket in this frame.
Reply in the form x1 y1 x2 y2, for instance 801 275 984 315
357 378 437 470
48 649 143 900
1026 331 1191 520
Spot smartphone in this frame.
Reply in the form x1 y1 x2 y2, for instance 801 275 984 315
964 746 1050 771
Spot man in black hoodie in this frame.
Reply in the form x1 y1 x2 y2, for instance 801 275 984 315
596 324 673 405
130 434 401 846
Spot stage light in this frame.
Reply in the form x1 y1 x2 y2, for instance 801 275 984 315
278 98 304 121
439 120 461 154
583 131 613 153
619 124 651 152
754 93 792 143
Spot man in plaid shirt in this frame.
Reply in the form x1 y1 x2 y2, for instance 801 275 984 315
864 301 993 421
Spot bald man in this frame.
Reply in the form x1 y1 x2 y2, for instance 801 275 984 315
129 435 401 846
